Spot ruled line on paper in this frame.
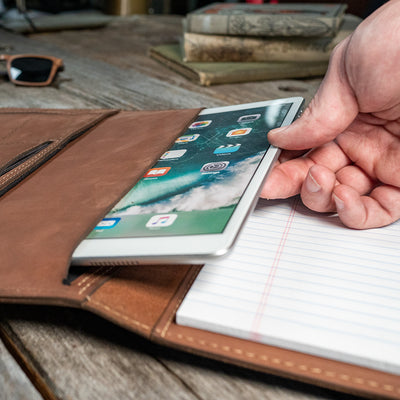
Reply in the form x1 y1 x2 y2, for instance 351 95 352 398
195 266 400 309
182 288 400 346
251 197 299 340
176 198 400 374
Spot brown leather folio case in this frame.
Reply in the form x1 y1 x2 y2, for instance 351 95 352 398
0 108 398 399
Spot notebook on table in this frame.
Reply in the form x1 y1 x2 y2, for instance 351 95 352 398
177 197 400 375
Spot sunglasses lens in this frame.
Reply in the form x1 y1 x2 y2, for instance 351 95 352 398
10 57 53 83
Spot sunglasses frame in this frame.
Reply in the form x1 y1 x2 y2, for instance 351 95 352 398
0 54 64 86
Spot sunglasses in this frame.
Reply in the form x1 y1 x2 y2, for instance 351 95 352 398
0 54 64 86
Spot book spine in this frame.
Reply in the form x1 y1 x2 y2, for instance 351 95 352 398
186 15 342 37
183 32 333 63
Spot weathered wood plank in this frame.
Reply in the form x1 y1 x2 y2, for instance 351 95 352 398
0 305 359 400
1 30 221 110
2 18 321 112
159 354 358 400
1 29 320 112
0 328 43 400
28 15 321 106
0 306 199 400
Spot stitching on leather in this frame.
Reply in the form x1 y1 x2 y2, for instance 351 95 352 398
86 297 151 332
0 146 51 181
158 266 201 338
74 265 107 287
165 331 399 394
0 144 57 185
0 112 115 186
76 273 94 288
78 266 116 295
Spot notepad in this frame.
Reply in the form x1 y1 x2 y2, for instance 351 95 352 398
177 197 400 374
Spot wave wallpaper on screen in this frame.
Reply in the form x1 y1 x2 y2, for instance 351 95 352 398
88 103 290 238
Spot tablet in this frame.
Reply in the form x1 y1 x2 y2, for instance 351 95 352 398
72 97 304 265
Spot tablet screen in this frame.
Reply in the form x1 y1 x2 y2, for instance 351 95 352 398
87 102 291 238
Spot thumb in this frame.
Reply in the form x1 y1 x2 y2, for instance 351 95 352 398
269 39 359 150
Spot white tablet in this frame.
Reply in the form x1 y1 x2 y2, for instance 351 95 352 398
72 97 304 265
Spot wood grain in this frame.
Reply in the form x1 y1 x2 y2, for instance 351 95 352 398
0 327 43 400
6 16 321 107
0 305 360 400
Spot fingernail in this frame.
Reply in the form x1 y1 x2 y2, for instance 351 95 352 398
268 126 288 138
333 193 345 211
306 171 321 193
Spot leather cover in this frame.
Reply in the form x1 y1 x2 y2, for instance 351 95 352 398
0 108 398 400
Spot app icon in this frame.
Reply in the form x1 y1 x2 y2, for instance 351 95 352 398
214 144 241 154
175 134 200 143
94 218 121 230
226 128 252 137
237 114 261 123
160 149 186 160
144 167 171 178
200 161 229 173
146 214 177 228
189 120 211 129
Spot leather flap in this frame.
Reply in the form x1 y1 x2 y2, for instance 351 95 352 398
0 107 201 304
82 264 200 338
0 108 116 196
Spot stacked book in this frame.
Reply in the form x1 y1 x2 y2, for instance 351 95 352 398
150 3 361 86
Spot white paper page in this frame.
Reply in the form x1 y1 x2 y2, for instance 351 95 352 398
177 197 400 374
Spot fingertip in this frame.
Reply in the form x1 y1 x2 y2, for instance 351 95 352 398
267 125 289 146
269 125 289 135
335 185 400 229
333 185 366 229
305 169 322 193
260 174 283 199
267 110 325 150
332 193 345 211
301 165 336 212
332 184 349 211
260 166 301 200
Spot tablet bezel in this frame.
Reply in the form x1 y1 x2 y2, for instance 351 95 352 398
72 97 304 265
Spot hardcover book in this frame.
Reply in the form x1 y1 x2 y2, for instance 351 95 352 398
149 43 328 86
185 2 347 37
183 14 361 63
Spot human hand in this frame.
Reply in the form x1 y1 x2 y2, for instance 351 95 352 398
261 0 400 229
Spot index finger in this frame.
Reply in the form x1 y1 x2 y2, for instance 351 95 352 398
261 141 350 199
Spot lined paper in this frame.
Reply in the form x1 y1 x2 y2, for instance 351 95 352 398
177 197 400 374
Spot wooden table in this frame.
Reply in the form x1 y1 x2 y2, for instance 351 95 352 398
0 15 361 400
